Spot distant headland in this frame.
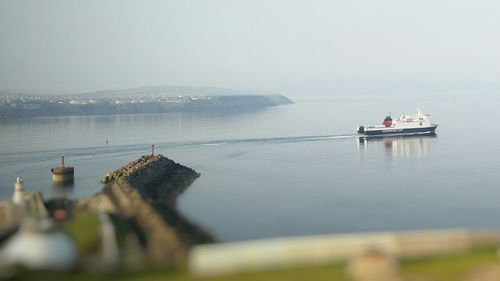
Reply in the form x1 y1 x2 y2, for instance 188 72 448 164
0 85 294 119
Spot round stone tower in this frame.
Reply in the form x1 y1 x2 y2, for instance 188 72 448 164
51 155 74 185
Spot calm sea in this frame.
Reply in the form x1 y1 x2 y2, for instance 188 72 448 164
1 93 499 241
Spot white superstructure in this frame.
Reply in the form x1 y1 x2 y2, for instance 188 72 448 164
357 108 438 136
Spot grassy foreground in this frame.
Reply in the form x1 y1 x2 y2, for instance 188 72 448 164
8 247 499 281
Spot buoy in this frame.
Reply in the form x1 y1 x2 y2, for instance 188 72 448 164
51 155 74 185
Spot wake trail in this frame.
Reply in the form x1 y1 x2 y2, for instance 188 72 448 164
0 133 358 168
169 134 358 148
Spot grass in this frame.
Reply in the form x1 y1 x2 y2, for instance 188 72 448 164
401 247 499 281
10 247 498 281
12 212 500 281
63 210 100 257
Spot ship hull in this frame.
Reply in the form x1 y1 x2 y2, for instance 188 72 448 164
360 125 438 137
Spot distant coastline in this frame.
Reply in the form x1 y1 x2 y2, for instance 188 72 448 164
0 86 293 119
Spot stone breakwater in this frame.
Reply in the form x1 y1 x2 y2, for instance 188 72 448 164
85 154 213 266
101 155 183 184
103 155 201 207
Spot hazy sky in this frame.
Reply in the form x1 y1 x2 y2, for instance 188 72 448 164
1 0 500 95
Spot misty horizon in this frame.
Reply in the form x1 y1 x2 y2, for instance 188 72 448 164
2 1 500 96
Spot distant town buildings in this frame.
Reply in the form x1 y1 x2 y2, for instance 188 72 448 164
0 94 213 108
0 94 220 119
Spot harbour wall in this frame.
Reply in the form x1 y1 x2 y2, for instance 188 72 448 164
189 228 500 276
91 154 214 265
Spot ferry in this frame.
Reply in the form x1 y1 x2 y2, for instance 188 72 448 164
357 108 438 137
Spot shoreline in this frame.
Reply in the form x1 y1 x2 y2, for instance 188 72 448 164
0 94 294 120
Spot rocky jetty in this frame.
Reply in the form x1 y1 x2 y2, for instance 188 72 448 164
101 154 199 186
97 154 213 266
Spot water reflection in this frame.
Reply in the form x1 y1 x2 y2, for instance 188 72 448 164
0 108 273 154
358 135 436 160
52 180 74 189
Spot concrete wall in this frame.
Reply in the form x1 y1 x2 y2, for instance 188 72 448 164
189 229 500 276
